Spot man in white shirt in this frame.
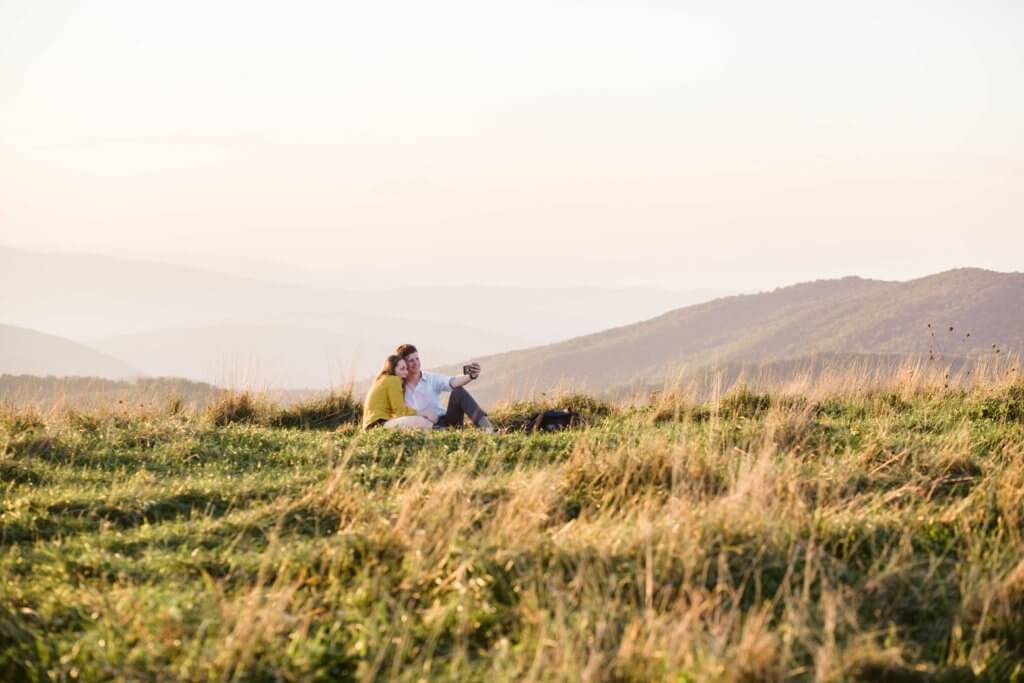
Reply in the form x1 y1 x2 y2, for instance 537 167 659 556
395 343 495 432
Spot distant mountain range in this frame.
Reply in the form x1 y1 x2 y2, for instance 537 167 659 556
439 268 1024 403
88 317 526 390
0 248 730 387
0 325 138 380
0 247 730 343
4 255 1020 402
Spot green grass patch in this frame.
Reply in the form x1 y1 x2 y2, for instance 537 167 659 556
3 385 1024 680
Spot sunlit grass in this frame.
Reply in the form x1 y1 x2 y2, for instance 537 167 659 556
2 380 1024 681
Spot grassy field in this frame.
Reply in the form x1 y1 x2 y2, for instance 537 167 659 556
2 381 1024 681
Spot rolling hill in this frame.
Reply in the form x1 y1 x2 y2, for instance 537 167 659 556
0 324 138 379
442 268 1024 403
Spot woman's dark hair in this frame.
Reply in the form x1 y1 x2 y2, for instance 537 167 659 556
376 354 404 380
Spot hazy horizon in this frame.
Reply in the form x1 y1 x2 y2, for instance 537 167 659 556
3 1 1022 291
4 243 1022 294
1 246 744 388
1 243 750 293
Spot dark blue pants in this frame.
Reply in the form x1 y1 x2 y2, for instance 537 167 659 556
434 386 486 429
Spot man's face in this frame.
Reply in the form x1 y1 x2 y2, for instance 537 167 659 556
404 352 421 375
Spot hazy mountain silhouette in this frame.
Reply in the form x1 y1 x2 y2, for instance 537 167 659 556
362 285 736 344
439 268 1024 403
6 268 1020 402
0 248 309 338
91 319 520 390
0 248 732 346
0 324 138 379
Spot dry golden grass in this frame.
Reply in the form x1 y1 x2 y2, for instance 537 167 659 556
2 371 1024 680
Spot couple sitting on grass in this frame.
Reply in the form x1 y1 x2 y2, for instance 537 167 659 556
362 343 495 433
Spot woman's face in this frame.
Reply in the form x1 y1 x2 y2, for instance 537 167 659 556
404 352 421 375
394 358 408 379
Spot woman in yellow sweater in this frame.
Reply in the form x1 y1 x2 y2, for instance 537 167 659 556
362 355 434 431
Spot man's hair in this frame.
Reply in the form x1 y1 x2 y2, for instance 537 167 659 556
395 344 418 360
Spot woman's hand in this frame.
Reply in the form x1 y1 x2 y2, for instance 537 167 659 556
417 409 439 424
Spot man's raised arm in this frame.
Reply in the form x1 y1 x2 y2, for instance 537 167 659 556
449 363 480 389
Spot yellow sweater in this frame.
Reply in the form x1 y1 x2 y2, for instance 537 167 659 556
362 375 416 429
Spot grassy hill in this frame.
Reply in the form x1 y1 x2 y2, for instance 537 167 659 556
0 325 138 380
0 375 357 415
0 375 225 413
446 268 1024 403
2 376 1023 680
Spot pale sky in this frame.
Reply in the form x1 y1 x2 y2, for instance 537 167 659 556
2 0 1022 290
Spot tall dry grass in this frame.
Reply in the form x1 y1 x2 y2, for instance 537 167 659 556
2 371 1024 680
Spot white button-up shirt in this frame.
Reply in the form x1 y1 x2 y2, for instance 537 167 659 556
404 371 453 415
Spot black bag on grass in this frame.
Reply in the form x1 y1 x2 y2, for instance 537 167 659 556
525 409 580 433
